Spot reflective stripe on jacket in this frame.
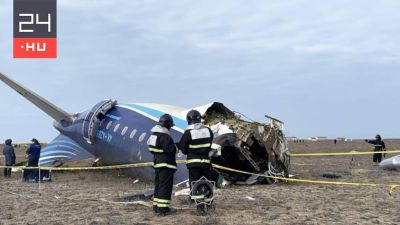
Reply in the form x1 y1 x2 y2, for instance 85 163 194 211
367 139 386 151
147 125 177 170
178 123 213 168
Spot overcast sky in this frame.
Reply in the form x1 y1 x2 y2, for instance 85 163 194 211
1 0 399 142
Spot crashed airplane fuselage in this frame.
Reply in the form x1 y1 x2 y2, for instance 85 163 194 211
0 72 290 184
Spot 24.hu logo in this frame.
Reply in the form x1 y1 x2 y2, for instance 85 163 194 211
13 0 57 58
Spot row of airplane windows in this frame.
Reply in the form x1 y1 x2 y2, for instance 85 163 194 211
105 120 147 142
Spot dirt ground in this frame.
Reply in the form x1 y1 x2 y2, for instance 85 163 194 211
1 139 400 225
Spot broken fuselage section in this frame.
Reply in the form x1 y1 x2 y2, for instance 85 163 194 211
198 103 290 184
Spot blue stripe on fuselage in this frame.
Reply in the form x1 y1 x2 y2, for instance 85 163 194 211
121 103 187 130
106 114 120 120
46 140 84 150
40 150 77 157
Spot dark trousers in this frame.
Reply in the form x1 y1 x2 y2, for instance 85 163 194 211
153 168 175 213
24 157 39 181
373 152 383 163
4 164 12 177
188 165 212 189
189 165 213 207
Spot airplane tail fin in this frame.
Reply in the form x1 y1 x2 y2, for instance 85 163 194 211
39 134 94 166
0 72 74 122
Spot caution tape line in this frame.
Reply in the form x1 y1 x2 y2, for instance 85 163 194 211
211 164 400 195
290 149 400 157
0 160 188 170
0 162 154 170
1 160 399 194
4 149 395 160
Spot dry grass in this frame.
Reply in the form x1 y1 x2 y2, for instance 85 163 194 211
1 140 400 224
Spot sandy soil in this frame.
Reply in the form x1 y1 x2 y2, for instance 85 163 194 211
1 140 400 225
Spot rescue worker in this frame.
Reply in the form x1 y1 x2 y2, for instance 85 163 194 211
365 134 386 165
25 138 41 182
147 114 177 216
178 110 213 216
3 139 16 177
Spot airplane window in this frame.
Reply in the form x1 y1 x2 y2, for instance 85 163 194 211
138 132 147 142
106 121 112 130
121 126 128 135
130 129 137 139
113 124 120 132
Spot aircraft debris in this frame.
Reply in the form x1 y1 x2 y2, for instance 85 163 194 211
322 173 342 179
174 188 191 197
199 103 290 183
380 156 400 170
243 196 256 201
122 189 153 201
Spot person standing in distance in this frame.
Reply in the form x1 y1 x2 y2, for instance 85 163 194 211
3 139 16 177
147 114 178 216
25 138 41 182
365 134 386 165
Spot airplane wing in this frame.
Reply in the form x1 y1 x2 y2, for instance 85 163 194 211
39 134 94 166
0 72 74 122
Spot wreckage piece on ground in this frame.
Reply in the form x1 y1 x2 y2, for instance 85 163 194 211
195 103 290 184
379 155 400 170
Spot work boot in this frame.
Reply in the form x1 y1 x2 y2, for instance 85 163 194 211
196 204 206 216
157 207 177 216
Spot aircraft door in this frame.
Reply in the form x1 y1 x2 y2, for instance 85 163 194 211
82 99 117 144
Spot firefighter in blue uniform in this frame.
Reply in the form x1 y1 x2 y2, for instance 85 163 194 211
147 114 177 216
365 134 386 165
178 110 214 216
